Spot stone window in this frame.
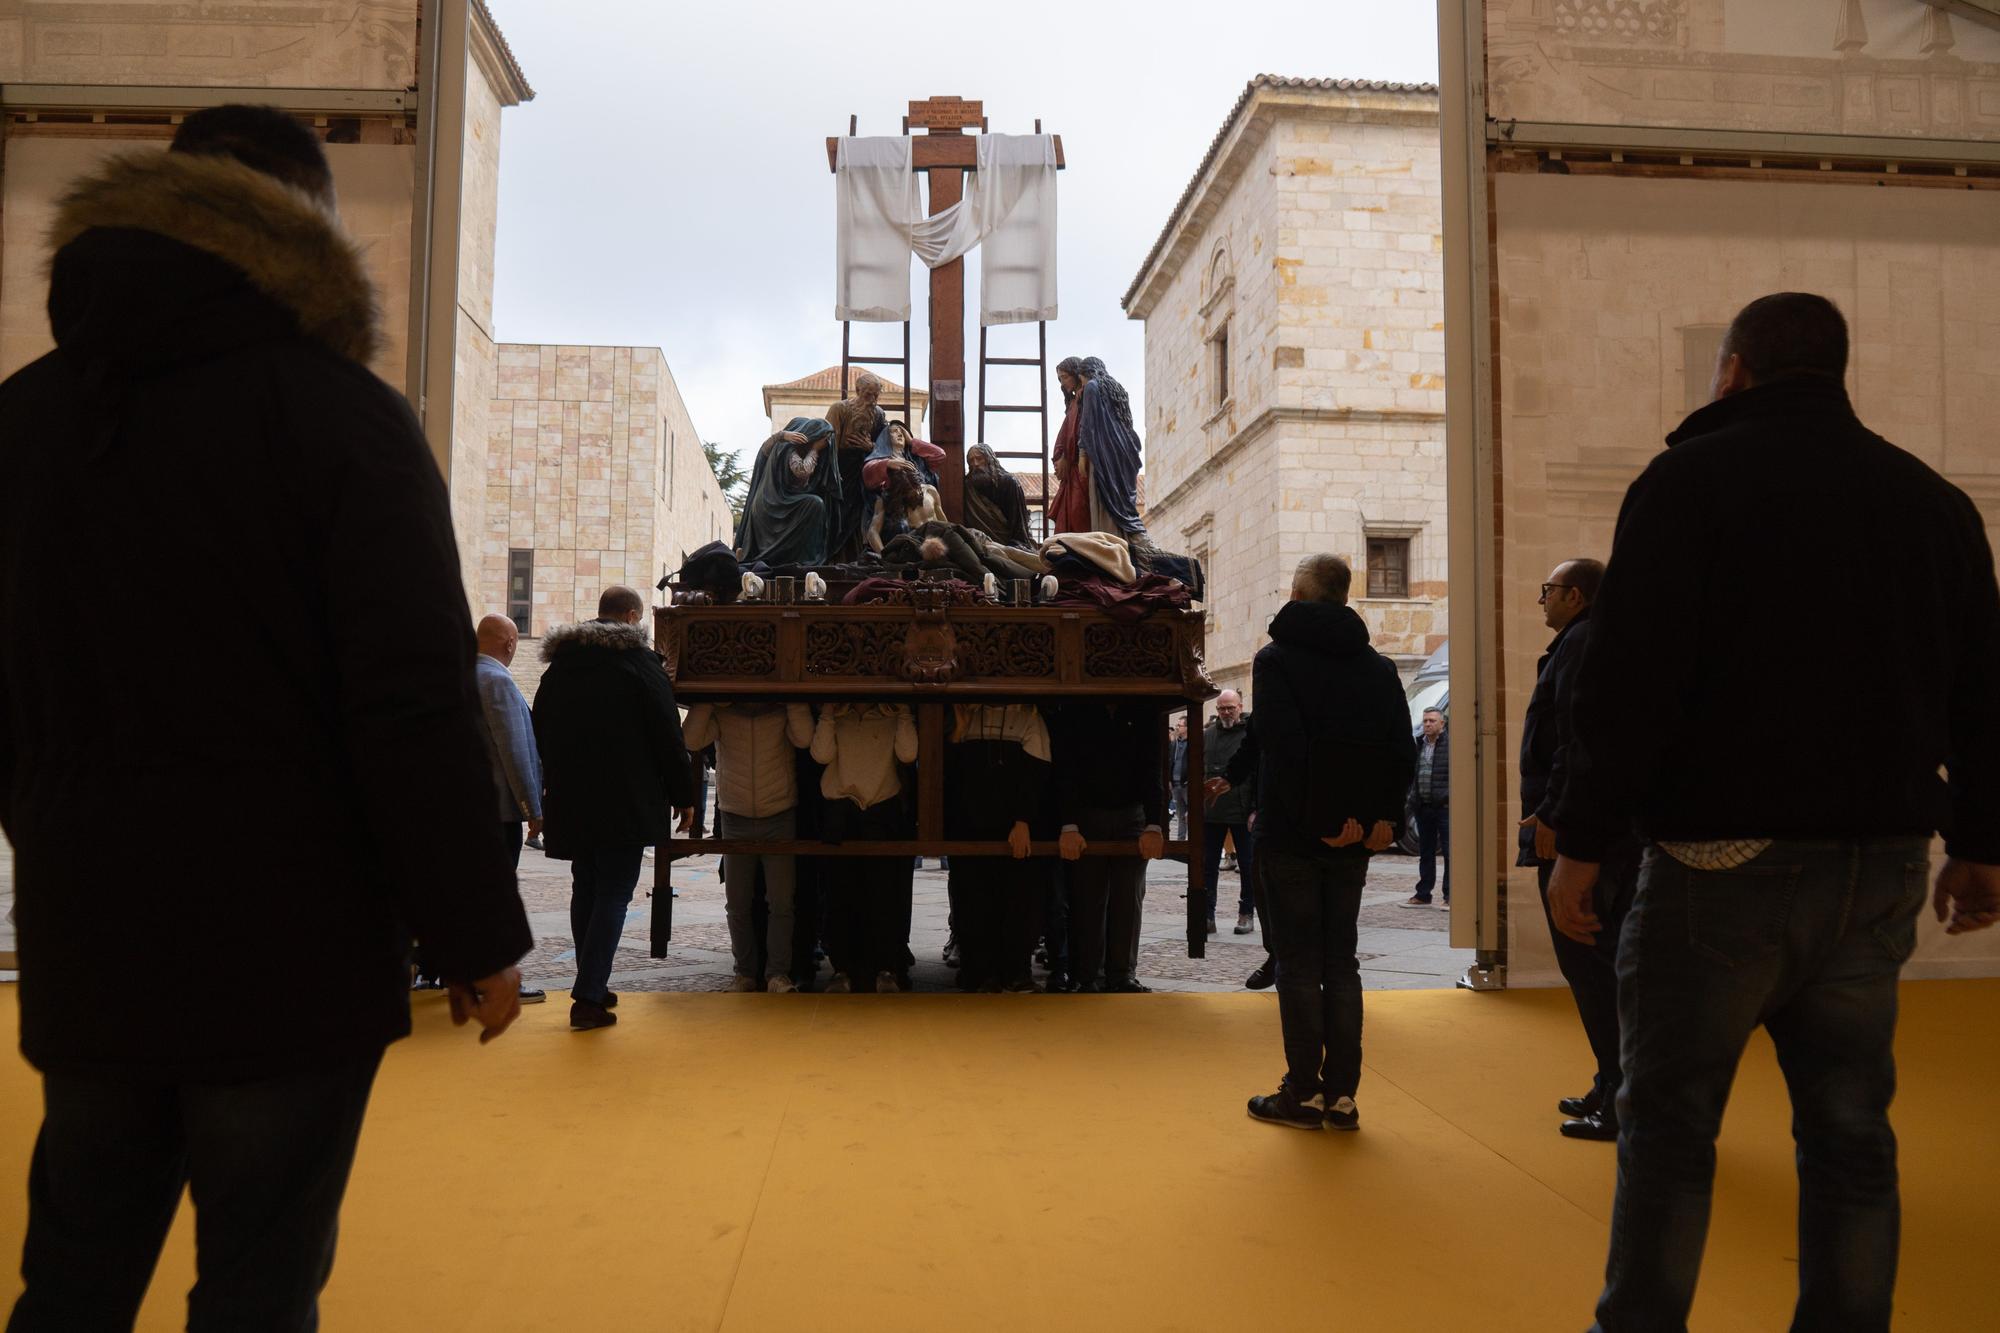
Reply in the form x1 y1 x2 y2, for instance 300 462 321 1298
1212 322 1231 408
1366 536 1412 599
508 549 534 635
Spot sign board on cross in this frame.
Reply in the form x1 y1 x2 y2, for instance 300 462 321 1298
907 97 984 131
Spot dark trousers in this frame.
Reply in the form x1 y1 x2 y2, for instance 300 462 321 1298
1067 804 1147 987
10 1053 382 1333
1592 838 1926 1333
501 819 524 868
1536 848 1639 1105
569 844 644 1005
1262 843 1368 1100
1043 863 1071 974
1414 803 1450 901
825 799 914 984
1201 821 1257 921
955 856 1043 985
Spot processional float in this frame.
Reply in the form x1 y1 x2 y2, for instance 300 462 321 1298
652 97 1218 964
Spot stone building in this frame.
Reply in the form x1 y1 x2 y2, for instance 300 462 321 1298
486 343 732 644
1446 0 2000 982
0 0 531 619
1122 76 1446 699
762 367 929 438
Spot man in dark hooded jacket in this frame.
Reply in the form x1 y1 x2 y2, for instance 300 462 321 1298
0 106 531 1329
1213 554 1413 1132
533 585 696 1030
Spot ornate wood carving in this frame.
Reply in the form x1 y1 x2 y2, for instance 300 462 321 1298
957 621 1058 678
681 620 776 678
805 621 906 676
902 618 959 683
1083 622 1176 679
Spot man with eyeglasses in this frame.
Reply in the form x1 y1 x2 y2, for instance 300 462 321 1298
1518 559 1633 1141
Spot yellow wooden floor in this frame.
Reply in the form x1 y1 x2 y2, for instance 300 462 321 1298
1 982 1996 1331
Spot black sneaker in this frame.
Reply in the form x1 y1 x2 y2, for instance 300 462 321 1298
1248 1083 1327 1130
1324 1095 1360 1132
569 1000 617 1031
518 985 547 1004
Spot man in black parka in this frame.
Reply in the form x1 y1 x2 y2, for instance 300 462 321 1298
532 585 696 1029
1216 554 1413 1133
0 107 531 1329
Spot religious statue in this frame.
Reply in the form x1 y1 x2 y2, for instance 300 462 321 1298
1047 356 1092 535
866 458 943 553
861 420 945 553
733 417 839 567
1069 356 1149 546
824 371 886 562
964 443 1036 550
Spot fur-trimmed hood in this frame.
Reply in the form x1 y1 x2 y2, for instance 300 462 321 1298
47 149 379 365
541 619 654 661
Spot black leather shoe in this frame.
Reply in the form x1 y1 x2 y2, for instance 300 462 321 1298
569 1000 617 1031
602 990 619 1009
1110 978 1153 994
1244 959 1276 990
1558 1087 1603 1119
1559 1110 1618 1141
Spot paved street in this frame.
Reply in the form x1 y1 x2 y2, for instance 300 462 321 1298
513 844 1468 995
0 836 1469 991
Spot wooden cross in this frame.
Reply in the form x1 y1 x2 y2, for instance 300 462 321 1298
827 96 1064 523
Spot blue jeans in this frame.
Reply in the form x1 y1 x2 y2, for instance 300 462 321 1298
1201 821 1256 920
10 1053 382 1332
570 845 645 1005
1414 803 1449 901
1593 838 1929 1333
1262 844 1369 1100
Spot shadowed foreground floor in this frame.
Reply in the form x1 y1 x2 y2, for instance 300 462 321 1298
1 982 1995 1331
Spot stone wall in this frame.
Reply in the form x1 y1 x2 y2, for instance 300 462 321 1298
1135 87 1448 700
1494 169 2000 981
487 344 731 636
0 136 416 387
1487 0 2000 140
0 1 420 89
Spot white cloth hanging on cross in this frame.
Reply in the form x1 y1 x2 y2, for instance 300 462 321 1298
835 134 1058 326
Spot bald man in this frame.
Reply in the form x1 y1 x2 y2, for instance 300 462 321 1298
474 614 547 1002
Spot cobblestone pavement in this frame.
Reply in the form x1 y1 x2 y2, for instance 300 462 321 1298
0 836 1470 992
515 844 1469 995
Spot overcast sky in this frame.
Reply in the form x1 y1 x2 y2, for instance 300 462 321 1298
487 1 1438 473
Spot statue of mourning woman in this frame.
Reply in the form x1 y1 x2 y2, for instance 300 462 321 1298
1048 355 1150 548
733 417 839 567
824 371 887 562
862 421 945 553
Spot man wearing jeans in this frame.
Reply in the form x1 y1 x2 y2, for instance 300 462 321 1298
534 587 696 1029
1403 709 1449 907
1547 293 2000 1331
1 107 530 1329
1216 554 1413 1132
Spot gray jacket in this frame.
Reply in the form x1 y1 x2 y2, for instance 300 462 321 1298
1203 717 1256 826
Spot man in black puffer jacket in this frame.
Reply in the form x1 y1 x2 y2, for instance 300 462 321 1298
0 107 532 1330
533 586 696 1029
1216 554 1414 1133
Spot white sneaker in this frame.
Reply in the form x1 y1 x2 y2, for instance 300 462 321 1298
875 969 904 994
729 974 759 993
766 974 797 994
